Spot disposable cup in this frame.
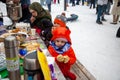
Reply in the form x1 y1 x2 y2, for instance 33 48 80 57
31 29 36 35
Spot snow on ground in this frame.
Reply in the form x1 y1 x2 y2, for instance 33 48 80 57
48 1 120 80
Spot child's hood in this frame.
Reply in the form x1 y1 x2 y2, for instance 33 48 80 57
51 27 71 44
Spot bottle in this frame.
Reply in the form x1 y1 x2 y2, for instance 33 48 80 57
4 36 21 80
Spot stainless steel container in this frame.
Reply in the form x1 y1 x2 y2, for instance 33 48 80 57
23 51 44 80
6 3 22 21
4 36 21 80
6 0 22 29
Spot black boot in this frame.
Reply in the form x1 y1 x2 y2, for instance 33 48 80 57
101 17 107 21
96 20 103 24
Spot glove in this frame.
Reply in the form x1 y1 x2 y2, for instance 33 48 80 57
64 55 70 63
56 54 64 62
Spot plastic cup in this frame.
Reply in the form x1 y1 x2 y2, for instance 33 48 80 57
31 29 36 35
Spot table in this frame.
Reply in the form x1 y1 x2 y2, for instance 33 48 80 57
21 36 66 80
37 37 66 80
0 35 66 80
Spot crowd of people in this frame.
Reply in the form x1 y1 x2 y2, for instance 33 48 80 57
96 0 120 24
22 1 119 80
0 0 120 79
1 0 120 25
45 0 120 25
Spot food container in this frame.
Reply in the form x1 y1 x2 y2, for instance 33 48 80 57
23 51 44 80
4 36 21 80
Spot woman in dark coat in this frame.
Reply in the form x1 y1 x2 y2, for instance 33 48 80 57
29 2 53 47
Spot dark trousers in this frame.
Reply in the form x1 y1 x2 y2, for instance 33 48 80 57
71 0 75 6
106 2 111 14
82 0 85 5
90 0 96 8
76 0 80 5
96 4 107 22
47 4 51 12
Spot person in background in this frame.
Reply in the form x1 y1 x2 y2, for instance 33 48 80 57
0 1 4 26
66 0 69 7
46 0 52 12
48 27 77 80
0 17 3 26
71 0 75 6
19 0 31 22
105 0 113 15
46 13 69 47
76 0 80 5
89 0 96 9
96 0 108 24
20 0 30 6
57 0 60 4
82 0 85 5
53 0 56 4
40 0 46 6
87 0 90 6
52 12 78 30
110 0 120 24
0 0 6 3
29 2 53 46
53 13 68 29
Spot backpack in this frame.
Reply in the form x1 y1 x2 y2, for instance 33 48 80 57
116 27 120 37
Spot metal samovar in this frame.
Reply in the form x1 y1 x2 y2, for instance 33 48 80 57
6 0 22 29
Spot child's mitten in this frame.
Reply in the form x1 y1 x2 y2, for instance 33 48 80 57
56 54 64 62
64 55 70 63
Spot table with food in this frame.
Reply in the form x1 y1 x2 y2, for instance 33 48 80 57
0 22 66 80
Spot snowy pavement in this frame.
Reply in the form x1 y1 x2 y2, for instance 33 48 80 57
1 0 120 80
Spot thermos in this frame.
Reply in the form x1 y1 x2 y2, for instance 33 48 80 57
4 36 21 80
23 51 44 80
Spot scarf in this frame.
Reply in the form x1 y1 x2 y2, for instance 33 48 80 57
50 41 70 54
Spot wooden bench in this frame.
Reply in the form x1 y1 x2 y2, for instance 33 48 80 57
70 60 96 80
37 38 96 80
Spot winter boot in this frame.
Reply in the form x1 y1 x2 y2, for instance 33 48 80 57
96 20 103 24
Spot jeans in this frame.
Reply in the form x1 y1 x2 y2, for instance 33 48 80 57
47 4 51 12
82 0 85 5
76 0 80 5
96 5 103 22
40 0 45 6
96 4 107 22
90 1 96 8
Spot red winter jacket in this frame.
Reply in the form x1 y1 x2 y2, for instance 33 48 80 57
48 46 76 73
48 27 76 75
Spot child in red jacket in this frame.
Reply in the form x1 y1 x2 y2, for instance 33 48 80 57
48 27 77 80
